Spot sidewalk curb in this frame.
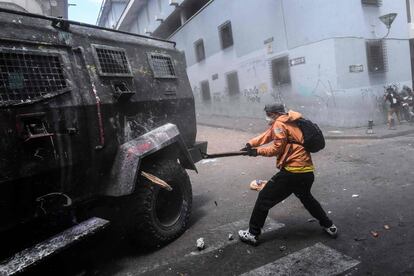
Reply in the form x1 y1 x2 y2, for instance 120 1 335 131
198 122 414 140
325 128 414 140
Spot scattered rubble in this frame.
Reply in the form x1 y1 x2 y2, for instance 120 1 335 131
279 245 287 251
370 231 379 238
228 233 234 240
352 194 359 198
200 159 217 165
196 238 205 250
384 225 390 230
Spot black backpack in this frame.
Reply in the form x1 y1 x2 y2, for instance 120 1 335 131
290 118 325 153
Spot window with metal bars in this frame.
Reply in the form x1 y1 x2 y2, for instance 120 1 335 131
92 45 132 77
0 50 68 105
226 71 240 96
194 39 205 62
148 53 176 79
366 40 387 73
219 21 234 50
271 56 291 86
200 80 211 102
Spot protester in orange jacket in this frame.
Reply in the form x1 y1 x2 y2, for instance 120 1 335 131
238 103 337 245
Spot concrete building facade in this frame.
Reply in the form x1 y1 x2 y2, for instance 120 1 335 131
98 0 413 127
0 0 68 18
97 0 128 28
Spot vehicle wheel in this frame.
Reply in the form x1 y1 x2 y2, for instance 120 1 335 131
129 159 192 248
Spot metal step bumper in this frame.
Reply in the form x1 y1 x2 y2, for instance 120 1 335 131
0 217 109 275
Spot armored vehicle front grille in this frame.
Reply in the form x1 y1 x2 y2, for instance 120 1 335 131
0 51 67 104
149 53 176 78
93 45 132 77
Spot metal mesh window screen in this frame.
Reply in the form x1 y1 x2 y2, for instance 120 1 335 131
94 46 131 76
0 51 67 104
149 54 176 78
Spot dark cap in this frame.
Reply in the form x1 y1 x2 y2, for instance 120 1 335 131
264 103 285 114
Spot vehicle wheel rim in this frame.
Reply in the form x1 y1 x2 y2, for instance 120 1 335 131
155 180 183 227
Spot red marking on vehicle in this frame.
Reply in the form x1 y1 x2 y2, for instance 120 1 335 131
127 142 153 155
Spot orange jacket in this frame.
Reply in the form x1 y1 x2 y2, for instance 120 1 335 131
248 110 313 171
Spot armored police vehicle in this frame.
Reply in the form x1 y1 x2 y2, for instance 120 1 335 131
0 7 206 274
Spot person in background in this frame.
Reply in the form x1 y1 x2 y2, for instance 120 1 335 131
384 86 402 128
238 103 337 246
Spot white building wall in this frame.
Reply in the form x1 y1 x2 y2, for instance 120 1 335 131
0 0 67 17
171 0 412 127
100 0 412 127
103 2 127 28
124 0 185 34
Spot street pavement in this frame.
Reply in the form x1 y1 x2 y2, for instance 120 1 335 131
29 124 414 276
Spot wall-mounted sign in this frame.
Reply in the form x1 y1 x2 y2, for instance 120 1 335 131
349 64 364 73
289 57 305 66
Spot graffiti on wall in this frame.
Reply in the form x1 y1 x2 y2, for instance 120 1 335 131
213 92 225 102
243 86 261 103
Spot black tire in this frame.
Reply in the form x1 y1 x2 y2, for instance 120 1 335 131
129 159 192 248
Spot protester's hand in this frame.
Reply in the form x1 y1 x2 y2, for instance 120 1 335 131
247 148 258 157
240 143 252 151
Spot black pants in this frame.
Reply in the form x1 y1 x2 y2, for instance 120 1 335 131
249 169 332 236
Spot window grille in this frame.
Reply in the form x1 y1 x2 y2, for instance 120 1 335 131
361 0 382 6
366 40 387 73
272 56 291 86
148 53 176 78
0 50 68 105
92 45 132 77
226 71 240 96
219 21 234 50
194 39 205 62
200 80 211 102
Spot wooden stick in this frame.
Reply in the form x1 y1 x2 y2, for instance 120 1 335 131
141 171 173 191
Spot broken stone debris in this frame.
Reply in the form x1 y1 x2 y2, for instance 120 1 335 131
370 231 379 238
279 245 287 251
228 233 234 240
384 225 390 230
352 194 359 198
307 218 317 223
249 180 268 191
196 238 205 250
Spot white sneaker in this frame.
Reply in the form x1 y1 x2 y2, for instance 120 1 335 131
324 224 338 238
238 229 258 245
